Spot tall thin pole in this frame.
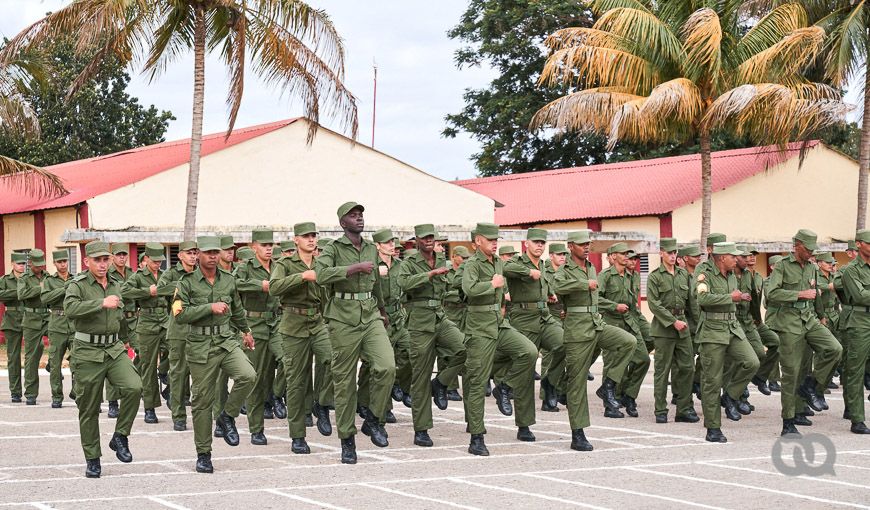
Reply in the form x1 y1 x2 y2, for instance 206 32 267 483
371 59 377 148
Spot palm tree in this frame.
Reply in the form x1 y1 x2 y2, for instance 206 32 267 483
3 1 357 240
531 0 849 243
0 55 66 199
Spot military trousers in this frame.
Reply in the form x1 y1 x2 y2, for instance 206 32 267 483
167 336 191 423
137 329 166 409
775 323 841 419
725 327 765 391
653 335 695 416
565 324 635 430
618 335 651 400
358 324 410 412
245 331 283 435
408 317 467 432
328 319 395 439
844 327 870 423
462 327 537 435
282 329 332 438
48 330 74 402
754 323 780 382
22 324 46 399
516 319 566 395
4 328 23 397
189 343 256 454
699 337 759 429
74 349 141 460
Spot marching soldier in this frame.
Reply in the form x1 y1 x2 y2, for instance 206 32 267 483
461 222 538 455
398 224 467 447
279 240 296 258
677 245 703 397
837 230 870 434
41 250 75 408
270 222 334 454
316 202 396 464
1 252 27 402
173 235 257 473
107 244 138 418
735 246 780 397
18 249 50 405
65 241 141 478
553 230 635 450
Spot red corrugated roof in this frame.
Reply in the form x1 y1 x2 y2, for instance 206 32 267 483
0 119 299 215
454 142 819 226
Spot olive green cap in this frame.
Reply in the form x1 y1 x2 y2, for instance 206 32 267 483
251 229 274 244
179 241 198 252
28 249 45 266
219 235 235 250
793 229 818 250
813 250 835 263
706 233 727 246
769 255 784 266
567 230 592 244
498 245 518 256
405 248 418 257
526 228 548 242
474 222 500 240
293 222 317 237
316 238 331 249
337 201 364 219
11 252 28 263
373 228 394 244
453 246 470 258
52 249 69 262
549 243 568 255
628 250 640 259
111 243 130 255
678 245 702 257
607 242 630 254
144 242 165 261
736 244 752 256
236 246 255 260
279 240 296 252
712 242 742 256
436 233 448 242
197 236 221 252
414 224 436 239
855 230 870 244
848 239 858 250
660 238 677 252
85 241 111 258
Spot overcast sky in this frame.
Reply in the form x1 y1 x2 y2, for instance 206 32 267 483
0 1 495 181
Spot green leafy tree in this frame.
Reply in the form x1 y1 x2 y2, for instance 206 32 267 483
0 40 174 167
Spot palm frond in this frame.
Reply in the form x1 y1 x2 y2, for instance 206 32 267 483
529 87 641 135
143 3 194 81
0 155 67 199
539 42 658 94
823 1 866 87
681 8 722 84
639 78 703 125
737 26 825 84
735 2 809 63
594 7 685 67
0 93 40 137
591 0 652 15
221 3 247 137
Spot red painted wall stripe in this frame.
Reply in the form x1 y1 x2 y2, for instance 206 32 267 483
33 211 46 252
588 218 602 271
659 213 673 239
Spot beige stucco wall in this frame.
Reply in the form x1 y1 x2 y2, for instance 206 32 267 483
44 208 79 273
88 121 495 231
672 145 860 244
3 213 34 270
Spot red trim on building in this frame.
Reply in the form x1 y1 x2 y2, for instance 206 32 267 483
77 203 90 263
33 211 46 252
128 244 138 269
659 213 673 239
588 218 602 271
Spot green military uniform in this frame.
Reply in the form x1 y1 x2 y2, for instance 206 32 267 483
398 225 467 439
65 241 141 468
17 249 49 403
315 202 396 452
814 251 842 343
766 230 842 426
597 243 649 413
235 230 284 444
174 236 256 462
695 243 760 440
837 232 870 432
41 250 75 406
157 242 197 429
647 238 696 420
540 244 568 391
553 230 635 447
679 245 703 393
461 223 538 449
628 260 653 352
1 252 27 400
270 222 333 448
503 229 565 410
107 244 138 407
733 246 780 392
442 246 470 393
122 243 171 417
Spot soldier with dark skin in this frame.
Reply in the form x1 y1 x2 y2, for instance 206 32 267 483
17 249 49 405
41 250 75 408
2 252 27 402
837 230 870 434
106 244 138 418
65 241 140 478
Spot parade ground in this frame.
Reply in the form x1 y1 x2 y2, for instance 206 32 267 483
1 360 869 510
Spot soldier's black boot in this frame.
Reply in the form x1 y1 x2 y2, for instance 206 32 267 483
361 411 388 447
751 376 771 395
851 422 870 434
705 428 727 443
385 409 397 423
85 458 101 478
720 394 741 421
391 383 404 402
447 389 463 401
798 376 825 412
468 433 489 456
781 418 801 436
492 382 513 416
598 377 621 410
251 432 267 445
263 398 274 419
768 380 781 392
621 395 639 417
414 430 434 447
313 401 333 436
341 436 357 464
217 411 240 446
402 392 413 408
571 429 593 451
864 372 870 391
517 426 536 442
143 408 158 424
794 413 813 426
540 376 558 410
213 423 224 438
195 453 213 473
291 438 311 454
272 394 287 420
431 377 449 410
109 432 132 463
107 400 120 419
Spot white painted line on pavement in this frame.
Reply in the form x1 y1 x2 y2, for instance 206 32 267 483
448 477 612 509
28 504 55 510
264 489 350 510
359 482 481 510
147 496 191 510
696 461 870 490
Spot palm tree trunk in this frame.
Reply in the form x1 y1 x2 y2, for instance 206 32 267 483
700 132 712 245
183 6 207 241
856 70 870 230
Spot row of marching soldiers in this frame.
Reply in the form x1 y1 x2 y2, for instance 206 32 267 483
6 200 869 477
